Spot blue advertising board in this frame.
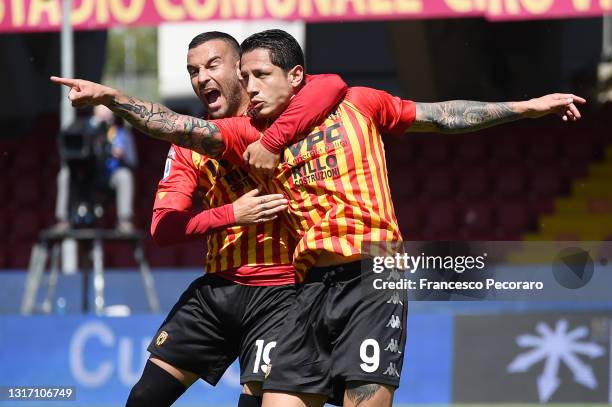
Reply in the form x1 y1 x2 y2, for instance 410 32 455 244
0 313 453 406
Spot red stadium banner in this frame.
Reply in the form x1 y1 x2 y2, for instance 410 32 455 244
0 0 610 33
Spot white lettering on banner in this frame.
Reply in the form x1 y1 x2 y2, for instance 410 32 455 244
69 322 115 387
2 0 611 32
69 321 151 387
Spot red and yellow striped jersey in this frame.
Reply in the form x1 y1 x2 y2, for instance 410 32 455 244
219 87 416 281
154 145 296 285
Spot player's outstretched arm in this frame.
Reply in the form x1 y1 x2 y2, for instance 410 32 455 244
409 93 586 134
50 76 225 158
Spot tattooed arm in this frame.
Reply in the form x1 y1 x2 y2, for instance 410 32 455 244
50 76 225 157
108 94 225 157
409 93 586 134
410 101 521 133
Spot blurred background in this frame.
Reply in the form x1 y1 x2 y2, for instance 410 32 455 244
0 2 611 406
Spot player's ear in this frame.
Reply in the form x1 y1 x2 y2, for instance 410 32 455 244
287 65 304 90
235 60 241 81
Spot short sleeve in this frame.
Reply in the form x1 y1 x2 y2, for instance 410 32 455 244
345 87 416 135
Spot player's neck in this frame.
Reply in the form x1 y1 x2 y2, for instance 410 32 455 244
236 98 251 117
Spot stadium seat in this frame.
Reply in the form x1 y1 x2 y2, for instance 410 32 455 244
7 241 34 269
0 178 8 207
38 208 56 229
457 167 490 199
104 242 138 268
529 166 564 197
0 212 7 236
8 209 41 241
420 136 450 165
0 245 7 269
454 134 488 165
389 167 420 198
10 175 40 208
559 161 589 179
459 201 494 240
525 133 558 163
384 136 418 171
0 151 11 173
422 168 454 198
422 201 458 240
586 197 612 214
12 150 42 175
395 202 422 238
496 201 532 239
42 182 58 210
494 166 526 198
490 133 523 163
529 197 555 216
561 131 594 163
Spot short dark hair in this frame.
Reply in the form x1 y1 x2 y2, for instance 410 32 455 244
188 31 240 58
240 29 305 72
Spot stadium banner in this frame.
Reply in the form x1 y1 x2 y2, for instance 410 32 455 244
452 312 612 404
0 0 610 33
0 313 453 406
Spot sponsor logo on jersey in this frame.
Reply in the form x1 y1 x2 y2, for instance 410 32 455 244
286 122 348 186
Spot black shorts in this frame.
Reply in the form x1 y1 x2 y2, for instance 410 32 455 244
263 261 407 405
147 273 295 386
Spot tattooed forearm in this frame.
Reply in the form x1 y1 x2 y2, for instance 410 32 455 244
412 101 522 133
179 116 225 157
109 99 178 134
346 382 381 406
108 95 225 157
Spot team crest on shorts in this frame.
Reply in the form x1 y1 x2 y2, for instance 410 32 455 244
263 364 272 379
156 331 169 346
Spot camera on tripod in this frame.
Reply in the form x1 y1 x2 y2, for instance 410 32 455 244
58 116 111 228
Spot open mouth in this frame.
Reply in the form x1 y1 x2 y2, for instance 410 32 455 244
203 89 221 106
